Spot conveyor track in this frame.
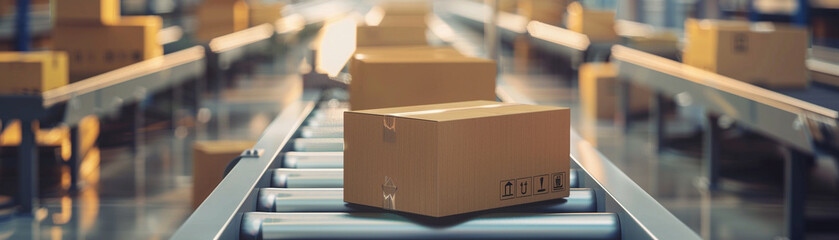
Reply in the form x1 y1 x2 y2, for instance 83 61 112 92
241 99 620 240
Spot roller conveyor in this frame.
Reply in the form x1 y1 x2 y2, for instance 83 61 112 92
282 152 344 168
272 165 580 189
300 126 344 138
175 88 698 239
272 168 344 188
256 188 597 213
243 212 620 240
242 99 612 239
292 138 344 152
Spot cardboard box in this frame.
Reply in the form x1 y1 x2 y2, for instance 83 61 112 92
192 140 255 209
566 2 618 41
378 15 428 28
55 0 120 25
519 0 568 26
355 45 462 58
356 25 428 47
0 51 68 94
683 19 809 88
249 1 284 26
625 32 680 57
378 1 430 16
196 1 250 41
349 51 496 110
345 100 571 217
579 63 650 120
52 16 163 80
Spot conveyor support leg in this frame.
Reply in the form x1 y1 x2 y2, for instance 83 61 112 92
702 115 720 190
17 119 38 214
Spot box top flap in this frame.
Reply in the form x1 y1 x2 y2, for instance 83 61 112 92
348 100 567 122
353 54 494 64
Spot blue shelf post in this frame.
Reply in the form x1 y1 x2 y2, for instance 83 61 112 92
14 0 30 51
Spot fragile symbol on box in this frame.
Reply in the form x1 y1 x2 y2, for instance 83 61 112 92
534 174 549 195
552 172 566 192
500 179 515 200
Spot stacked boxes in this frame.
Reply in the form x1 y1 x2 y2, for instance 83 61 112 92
0 51 68 95
578 63 650 120
345 101 571 217
349 46 496 110
192 140 255 209
53 0 162 80
196 0 250 42
566 2 618 42
683 19 809 88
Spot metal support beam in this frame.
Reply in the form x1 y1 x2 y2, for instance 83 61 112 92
17 119 38 214
14 0 30 51
783 147 809 240
617 79 631 132
651 93 666 153
68 126 81 192
702 115 721 190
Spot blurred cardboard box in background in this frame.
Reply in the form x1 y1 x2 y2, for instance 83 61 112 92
54 0 120 26
683 19 809 89
196 0 250 41
579 62 650 121
192 140 255 209
53 16 163 80
0 51 68 94
349 49 496 110
566 2 618 42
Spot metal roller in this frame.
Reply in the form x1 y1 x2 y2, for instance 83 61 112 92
242 212 620 240
293 138 343 152
273 168 579 189
311 109 346 121
282 152 343 168
257 188 597 213
272 169 343 188
257 188 354 212
318 101 349 110
306 118 343 127
300 126 344 138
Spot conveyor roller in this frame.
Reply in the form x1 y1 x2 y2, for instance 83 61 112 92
241 212 620 240
272 168 343 188
282 152 344 168
272 168 579 189
257 188 597 213
293 138 343 152
300 126 344 138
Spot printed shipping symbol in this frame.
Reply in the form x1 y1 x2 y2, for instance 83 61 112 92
520 181 527 194
503 181 513 197
534 174 548 195
538 177 545 192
